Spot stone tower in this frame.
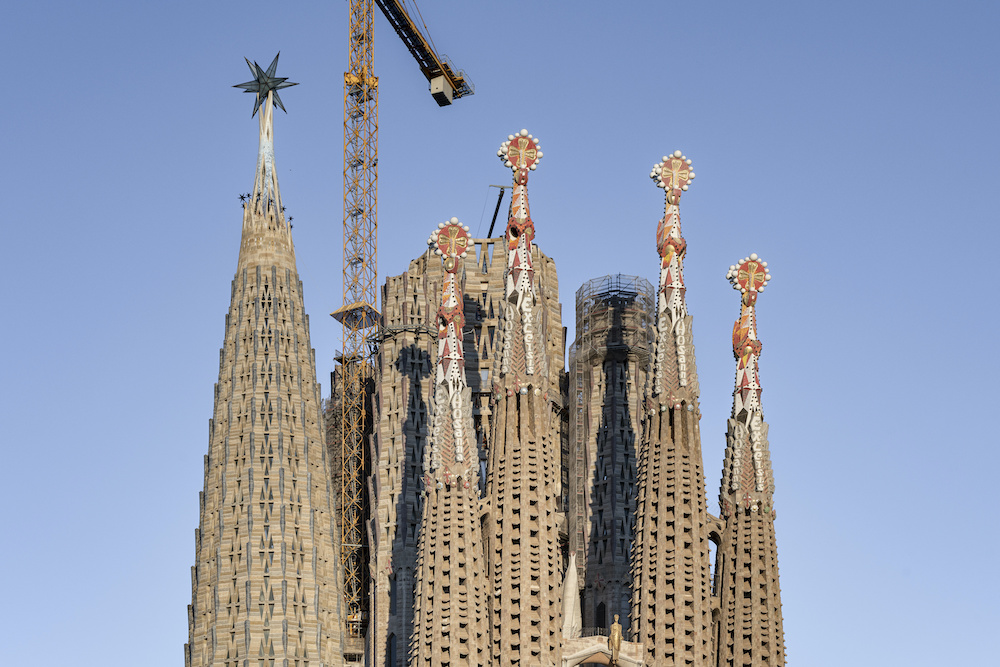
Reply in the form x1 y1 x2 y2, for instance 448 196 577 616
713 255 784 666
630 152 715 665
408 219 489 666
369 231 564 667
485 130 565 666
568 275 654 632
186 57 344 667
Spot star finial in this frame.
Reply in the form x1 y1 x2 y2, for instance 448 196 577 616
233 53 298 116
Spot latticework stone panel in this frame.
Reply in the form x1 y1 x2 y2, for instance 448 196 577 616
631 405 714 665
187 210 343 667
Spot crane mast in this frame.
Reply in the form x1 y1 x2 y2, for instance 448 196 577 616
335 0 472 650
334 0 378 647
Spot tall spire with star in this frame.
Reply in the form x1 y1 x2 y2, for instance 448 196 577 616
630 152 715 665
185 55 344 667
713 255 785 667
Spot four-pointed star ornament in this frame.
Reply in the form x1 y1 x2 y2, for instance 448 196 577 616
233 53 298 116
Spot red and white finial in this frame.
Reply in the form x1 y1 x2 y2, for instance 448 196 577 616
650 150 695 192
498 129 543 173
428 217 471 273
727 253 772 305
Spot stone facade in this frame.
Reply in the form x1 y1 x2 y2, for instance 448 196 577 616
369 236 564 667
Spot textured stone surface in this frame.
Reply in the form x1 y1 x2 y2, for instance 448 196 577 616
630 166 714 666
187 101 344 667
370 239 564 667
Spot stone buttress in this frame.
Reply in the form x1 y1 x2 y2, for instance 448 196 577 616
630 152 714 665
186 78 344 667
712 255 784 667
485 130 564 666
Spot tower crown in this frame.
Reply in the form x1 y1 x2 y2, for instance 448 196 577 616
233 55 297 271
497 129 547 387
426 218 476 478
722 254 776 512
650 150 699 402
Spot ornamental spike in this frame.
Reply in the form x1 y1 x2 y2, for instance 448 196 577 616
497 129 545 382
427 219 473 475
650 150 698 401
727 253 771 418
721 254 775 508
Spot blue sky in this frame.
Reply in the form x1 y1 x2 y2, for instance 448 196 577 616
3 1 998 665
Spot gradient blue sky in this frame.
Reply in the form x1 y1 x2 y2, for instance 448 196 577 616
3 1 998 665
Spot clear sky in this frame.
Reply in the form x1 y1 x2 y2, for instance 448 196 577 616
3 1 998 665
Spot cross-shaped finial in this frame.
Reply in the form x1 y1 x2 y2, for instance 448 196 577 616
428 218 471 273
650 150 695 192
499 129 543 173
727 254 772 305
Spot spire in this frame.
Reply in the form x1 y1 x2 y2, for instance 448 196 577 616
649 151 698 402
630 151 714 665
721 253 774 511
497 129 545 384
234 55 297 271
486 129 563 666
411 218 488 666
186 58 343 667
425 218 475 478
713 254 785 667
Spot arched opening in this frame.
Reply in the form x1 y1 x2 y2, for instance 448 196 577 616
596 601 607 629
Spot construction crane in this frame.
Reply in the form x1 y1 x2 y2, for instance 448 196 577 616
332 0 473 649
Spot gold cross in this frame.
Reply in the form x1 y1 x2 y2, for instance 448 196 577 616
738 261 766 291
439 225 468 256
663 158 690 189
507 137 537 168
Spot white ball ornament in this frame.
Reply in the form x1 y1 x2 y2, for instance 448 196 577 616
508 134 514 141
450 217 458 223
536 151 543 158
662 155 669 162
674 150 682 157
438 222 445 228
520 129 528 136
750 253 758 261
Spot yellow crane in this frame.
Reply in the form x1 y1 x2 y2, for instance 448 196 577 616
332 0 473 647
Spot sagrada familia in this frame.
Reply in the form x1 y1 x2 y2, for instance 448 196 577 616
186 62 785 667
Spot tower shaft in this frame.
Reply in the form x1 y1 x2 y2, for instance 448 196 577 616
187 94 343 667
631 156 714 665
714 256 784 667
568 275 655 633
486 133 565 665
410 223 489 666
